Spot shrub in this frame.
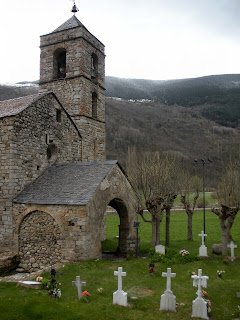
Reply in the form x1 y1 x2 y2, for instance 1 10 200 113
196 198 209 208
148 247 201 264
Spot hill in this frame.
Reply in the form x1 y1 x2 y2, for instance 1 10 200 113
105 74 240 128
1 74 240 185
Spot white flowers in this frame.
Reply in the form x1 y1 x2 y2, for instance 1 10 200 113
179 249 189 256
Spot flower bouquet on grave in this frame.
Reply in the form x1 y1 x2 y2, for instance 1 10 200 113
223 257 229 265
179 249 189 257
202 290 207 298
148 263 156 275
82 290 90 303
41 277 62 298
217 270 225 278
206 299 211 313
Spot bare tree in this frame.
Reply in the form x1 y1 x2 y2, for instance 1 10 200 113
180 175 201 240
126 147 181 247
212 158 240 254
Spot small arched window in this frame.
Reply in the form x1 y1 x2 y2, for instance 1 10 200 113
53 48 66 79
46 144 58 160
92 92 98 119
91 53 98 79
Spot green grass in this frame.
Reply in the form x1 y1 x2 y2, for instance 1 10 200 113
0 211 240 320
103 210 240 256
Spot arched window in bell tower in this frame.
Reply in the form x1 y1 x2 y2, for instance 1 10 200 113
53 48 66 79
91 53 98 80
92 92 98 119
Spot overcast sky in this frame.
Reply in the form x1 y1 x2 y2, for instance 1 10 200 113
1 0 240 83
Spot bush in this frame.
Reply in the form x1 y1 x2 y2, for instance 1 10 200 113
148 247 201 264
196 198 209 208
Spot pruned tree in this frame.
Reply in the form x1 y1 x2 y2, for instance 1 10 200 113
180 174 201 240
212 157 240 254
212 205 238 254
126 147 181 247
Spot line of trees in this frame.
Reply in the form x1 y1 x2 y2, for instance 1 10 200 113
126 147 239 253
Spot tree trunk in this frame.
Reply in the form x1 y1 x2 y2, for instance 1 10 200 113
156 217 161 245
165 208 170 247
221 226 228 255
151 218 157 247
187 211 193 240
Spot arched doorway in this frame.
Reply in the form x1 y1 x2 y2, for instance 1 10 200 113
102 198 130 255
18 211 62 272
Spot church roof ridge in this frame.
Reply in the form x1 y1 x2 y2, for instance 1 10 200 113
0 93 43 118
51 15 86 34
0 92 58 118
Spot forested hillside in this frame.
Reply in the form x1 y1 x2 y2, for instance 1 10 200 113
1 74 240 186
105 74 240 128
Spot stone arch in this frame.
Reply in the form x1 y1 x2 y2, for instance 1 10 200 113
46 143 58 161
108 198 130 254
53 48 66 79
18 210 62 272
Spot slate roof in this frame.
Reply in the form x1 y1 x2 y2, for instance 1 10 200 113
14 161 118 205
0 93 43 118
52 15 85 34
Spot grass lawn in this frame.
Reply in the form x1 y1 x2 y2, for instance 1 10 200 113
0 210 239 320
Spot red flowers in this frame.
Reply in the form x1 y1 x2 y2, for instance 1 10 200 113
82 290 90 297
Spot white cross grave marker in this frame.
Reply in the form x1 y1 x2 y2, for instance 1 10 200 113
160 268 176 312
191 269 209 320
113 267 127 306
72 276 86 300
198 230 208 257
227 241 237 261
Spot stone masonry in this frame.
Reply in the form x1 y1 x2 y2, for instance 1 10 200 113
39 16 106 162
0 14 139 272
0 92 81 255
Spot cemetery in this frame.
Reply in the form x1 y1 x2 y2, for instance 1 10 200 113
0 3 239 320
0 209 239 320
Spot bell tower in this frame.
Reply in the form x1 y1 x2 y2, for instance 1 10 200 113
39 5 106 161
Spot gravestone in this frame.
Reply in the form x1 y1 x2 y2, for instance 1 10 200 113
212 244 222 255
18 280 42 289
113 267 127 306
198 231 208 257
191 269 209 320
155 244 165 255
72 276 86 300
227 241 237 261
160 268 176 312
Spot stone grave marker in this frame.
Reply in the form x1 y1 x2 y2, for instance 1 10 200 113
227 241 237 261
160 267 176 312
198 231 208 257
72 276 86 300
155 244 165 255
113 267 127 306
18 280 42 289
191 268 209 320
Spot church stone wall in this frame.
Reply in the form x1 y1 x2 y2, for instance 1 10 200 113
39 23 106 162
11 164 138 272
0 117 15 254
40 28 105 87
0 93 82 255
13 203 89 271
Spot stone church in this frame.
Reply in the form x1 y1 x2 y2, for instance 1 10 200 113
0 9 138 272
